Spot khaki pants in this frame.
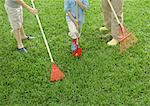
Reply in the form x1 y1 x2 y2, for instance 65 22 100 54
102 0 123 41
5 4 23 31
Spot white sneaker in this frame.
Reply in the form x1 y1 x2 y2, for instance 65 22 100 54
100 27 109 33
107 39 118 46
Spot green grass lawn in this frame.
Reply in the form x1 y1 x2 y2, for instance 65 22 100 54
0 0 150 105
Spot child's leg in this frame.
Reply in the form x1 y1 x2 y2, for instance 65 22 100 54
5 5 26 50
13 28 24 48
111 0 123 41
67 21 79 51
20 27 27 39
102 0 111 29
20 26 35 40
78 22 83 38
67 21 78 39
19 8 28 40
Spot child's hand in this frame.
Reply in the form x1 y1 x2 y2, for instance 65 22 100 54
29 7 38 15
74 19 78 24
75 0 79 4
74 19 78 27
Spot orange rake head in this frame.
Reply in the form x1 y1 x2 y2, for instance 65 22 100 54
72 47 82 58
119 27 138 53
50 63 65 82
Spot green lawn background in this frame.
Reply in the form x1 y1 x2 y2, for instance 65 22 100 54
0 0 150 105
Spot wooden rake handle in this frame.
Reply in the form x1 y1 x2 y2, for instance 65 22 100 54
107 0 124 29
76 1 79 30
31 0 54 63
75 0 79 45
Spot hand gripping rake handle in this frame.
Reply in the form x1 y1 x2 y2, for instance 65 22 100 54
31 0 54 63
107 0 124 31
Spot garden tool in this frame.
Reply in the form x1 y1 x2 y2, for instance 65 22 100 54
31 0 64 82
107 0 138 53
72 0 82 57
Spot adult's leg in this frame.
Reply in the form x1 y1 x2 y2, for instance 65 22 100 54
107 0 123 45
111 0 123 41
102 0 111 29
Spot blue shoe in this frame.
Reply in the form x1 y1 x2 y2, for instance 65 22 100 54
71 43 78 52
17 47 28 53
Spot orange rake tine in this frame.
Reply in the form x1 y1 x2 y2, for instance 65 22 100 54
119 28 138 53
107 0 138 54
50 63 65 82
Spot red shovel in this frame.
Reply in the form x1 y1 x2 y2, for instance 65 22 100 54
31 0 64 82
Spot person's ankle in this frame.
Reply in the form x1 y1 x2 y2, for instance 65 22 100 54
72 39 77 44
71 39 78 52
21 35 27 40
22 35 35 40
107 38 118 46
17 44 24 49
